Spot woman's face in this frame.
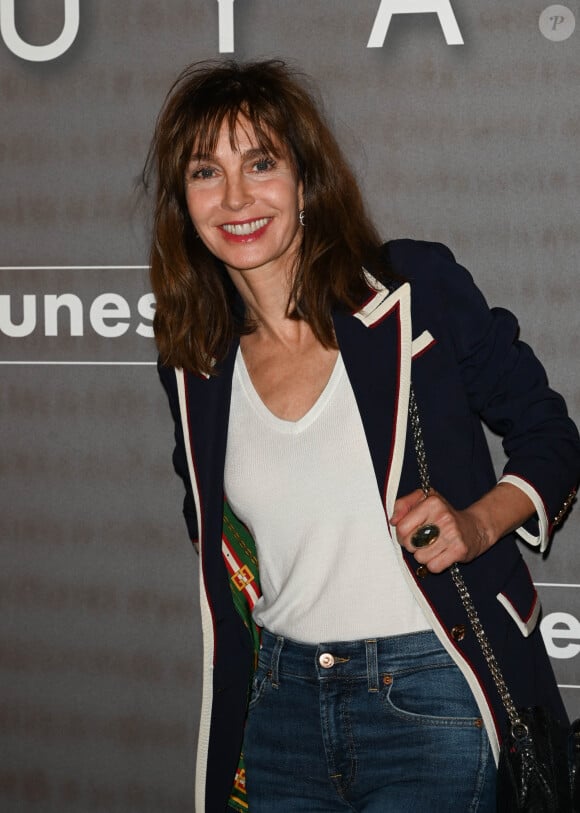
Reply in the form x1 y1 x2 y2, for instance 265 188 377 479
185 117 304 281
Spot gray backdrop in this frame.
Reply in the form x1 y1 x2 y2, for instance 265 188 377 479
1 1 579 810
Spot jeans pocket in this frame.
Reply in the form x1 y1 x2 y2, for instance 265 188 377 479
380 662 481 727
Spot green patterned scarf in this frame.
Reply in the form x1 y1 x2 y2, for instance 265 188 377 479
222 500 261 811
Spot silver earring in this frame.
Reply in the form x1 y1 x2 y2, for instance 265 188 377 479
299 209 305 227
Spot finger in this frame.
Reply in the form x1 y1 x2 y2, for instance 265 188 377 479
412 527 470 571
395 494 444 542
418 548 454 574
390 489 427 525
400 508 462 560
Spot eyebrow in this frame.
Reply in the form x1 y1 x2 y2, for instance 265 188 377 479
188 146 275 164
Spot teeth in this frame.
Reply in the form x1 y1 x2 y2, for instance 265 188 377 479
222 218 269 236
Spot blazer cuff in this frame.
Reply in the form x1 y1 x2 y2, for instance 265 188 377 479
499 474 549 552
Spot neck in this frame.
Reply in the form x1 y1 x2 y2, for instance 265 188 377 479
227 262 300 342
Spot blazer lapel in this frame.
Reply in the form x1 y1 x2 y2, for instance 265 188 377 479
176 340 239 619
333 282 412 522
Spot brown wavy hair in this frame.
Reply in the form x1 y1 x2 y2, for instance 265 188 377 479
145 59 393 375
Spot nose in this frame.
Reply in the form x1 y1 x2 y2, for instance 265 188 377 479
222 171 254 211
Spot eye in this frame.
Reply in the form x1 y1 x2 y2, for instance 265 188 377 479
188 165 217 181
253 156 275 173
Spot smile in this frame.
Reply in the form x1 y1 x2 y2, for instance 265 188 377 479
220 218 270 236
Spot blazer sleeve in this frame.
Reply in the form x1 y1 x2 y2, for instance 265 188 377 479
418 241 580 550
157 360 200 548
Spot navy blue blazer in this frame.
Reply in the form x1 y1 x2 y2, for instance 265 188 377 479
159 240 580 812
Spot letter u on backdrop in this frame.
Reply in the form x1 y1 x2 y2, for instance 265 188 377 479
0 0 79 62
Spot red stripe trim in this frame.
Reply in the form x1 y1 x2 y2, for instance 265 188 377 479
382 300 401 520
355 284 380 314
412 337 437 359
498 559 538 624
363 292 402 328
369 308 394 328
183 370 218 666
222 536 261 610
222 536 242 568
498 590 538 625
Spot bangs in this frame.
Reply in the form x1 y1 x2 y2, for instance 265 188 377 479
179 91 292 171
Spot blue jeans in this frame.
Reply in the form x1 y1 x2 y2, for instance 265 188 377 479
244 629 496 812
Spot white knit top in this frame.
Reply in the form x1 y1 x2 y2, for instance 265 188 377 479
224 348 430 644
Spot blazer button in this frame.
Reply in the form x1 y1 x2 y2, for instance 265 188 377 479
416 565 429 579
451 624 467 642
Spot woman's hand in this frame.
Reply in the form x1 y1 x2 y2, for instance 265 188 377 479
390 483 535 573
390 489 490 573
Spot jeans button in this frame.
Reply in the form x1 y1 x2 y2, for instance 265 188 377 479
319 652 335 668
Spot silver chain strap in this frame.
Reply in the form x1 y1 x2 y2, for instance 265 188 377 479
408 385 521 728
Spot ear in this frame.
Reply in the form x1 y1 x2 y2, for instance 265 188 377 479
298 179 305 212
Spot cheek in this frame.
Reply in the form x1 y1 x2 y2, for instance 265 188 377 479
184 188 210 229
279 186 302 223
184 195 195 225
185 195 199 226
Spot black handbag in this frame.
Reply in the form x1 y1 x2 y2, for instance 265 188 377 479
408 386 579 812
496 706 574 812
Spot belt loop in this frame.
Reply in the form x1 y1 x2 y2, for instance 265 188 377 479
365 639 379 692
270 635 284 689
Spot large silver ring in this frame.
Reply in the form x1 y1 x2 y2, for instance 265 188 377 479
411 523 440 548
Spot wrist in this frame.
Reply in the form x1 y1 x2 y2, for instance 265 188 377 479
462 504 497 555
466 482 536 552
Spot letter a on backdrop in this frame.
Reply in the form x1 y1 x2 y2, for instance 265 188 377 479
368 0 464 47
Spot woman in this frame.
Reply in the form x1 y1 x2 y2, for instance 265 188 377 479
147 60 579 812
